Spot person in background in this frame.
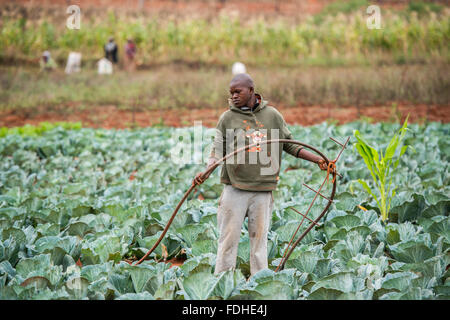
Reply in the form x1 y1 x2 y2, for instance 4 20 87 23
39 51 57 72
104 37 118 64
125 38 137 72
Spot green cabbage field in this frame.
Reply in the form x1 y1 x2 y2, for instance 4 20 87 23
0 121 448 300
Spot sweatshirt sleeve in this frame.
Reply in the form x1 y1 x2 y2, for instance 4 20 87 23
208 113 227 164
280 115 302 158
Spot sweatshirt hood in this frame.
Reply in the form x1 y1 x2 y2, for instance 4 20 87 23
228 93 267 114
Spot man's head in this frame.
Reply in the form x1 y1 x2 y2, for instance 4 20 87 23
229 73 255 108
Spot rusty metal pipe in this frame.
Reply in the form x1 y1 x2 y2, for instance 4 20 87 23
134 138 346 267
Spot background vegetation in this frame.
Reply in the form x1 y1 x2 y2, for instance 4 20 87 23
0 1 448 115
1 3 448 68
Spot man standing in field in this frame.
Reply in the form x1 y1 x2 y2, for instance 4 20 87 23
194 73 328 276
39 51 57 72
104 37 118 64
124 38 137 72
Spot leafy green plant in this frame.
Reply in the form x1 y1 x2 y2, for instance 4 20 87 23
353 117 410 221
314 0 368 24
0 121 448 300
0 121 82 137
408 1 443 15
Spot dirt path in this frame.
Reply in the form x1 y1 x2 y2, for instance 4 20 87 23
1 103 448 129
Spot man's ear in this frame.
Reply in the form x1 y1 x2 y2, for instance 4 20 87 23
249 86 254 94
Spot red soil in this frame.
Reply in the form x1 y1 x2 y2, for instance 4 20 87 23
1 103 448 129
167 257 186 268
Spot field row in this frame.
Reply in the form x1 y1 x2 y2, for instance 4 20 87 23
0 122 448 299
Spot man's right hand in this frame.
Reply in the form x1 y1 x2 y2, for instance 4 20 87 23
194 170 212 185
194 159 217 185
193 172 205 185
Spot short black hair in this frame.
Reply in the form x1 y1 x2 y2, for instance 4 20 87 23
230 73 254 89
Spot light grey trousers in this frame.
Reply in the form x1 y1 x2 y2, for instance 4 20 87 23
214 184 274 276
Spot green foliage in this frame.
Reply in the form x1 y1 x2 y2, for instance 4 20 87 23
314 0 368 24
353 117 410 221
0 122 82 138
0 8 448 67
0 121 448 300
408 1 444 15
323 0 369 15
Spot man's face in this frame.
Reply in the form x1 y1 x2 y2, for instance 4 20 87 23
229 82 253 108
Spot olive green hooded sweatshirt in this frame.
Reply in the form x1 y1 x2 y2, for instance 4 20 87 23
210 93 302 191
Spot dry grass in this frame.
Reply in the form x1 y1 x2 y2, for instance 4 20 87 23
1 63 448 112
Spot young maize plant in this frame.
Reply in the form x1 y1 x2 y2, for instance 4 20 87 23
353 117 409 221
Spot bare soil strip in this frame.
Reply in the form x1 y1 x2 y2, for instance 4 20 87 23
1 103 448 129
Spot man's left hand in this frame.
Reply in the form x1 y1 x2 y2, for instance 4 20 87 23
317 159 328 171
